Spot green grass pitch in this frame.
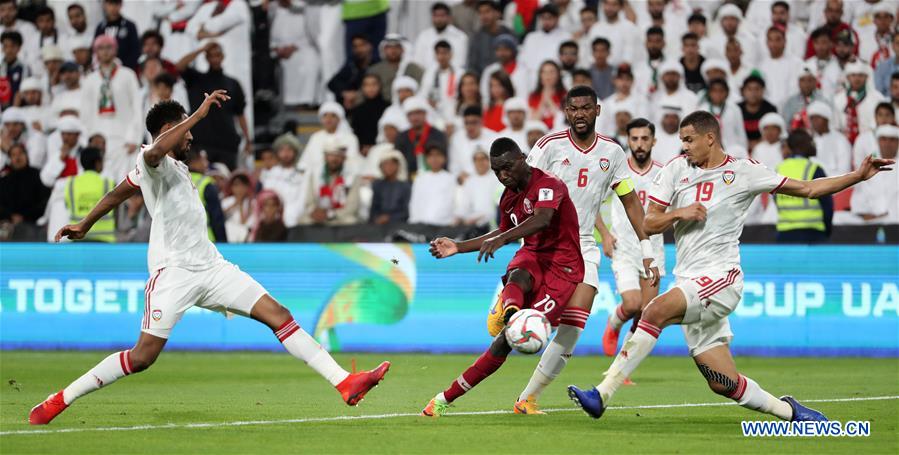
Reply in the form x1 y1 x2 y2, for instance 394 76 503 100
1 352 897 454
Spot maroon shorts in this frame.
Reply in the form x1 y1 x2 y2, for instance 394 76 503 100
504 249 579 327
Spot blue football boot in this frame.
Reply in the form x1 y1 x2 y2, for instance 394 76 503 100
567 385 606 419
780 395 828 421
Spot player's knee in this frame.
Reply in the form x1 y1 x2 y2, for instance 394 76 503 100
128 350 159 373
639 297 666 327
507 269 533 293
620 294 642 314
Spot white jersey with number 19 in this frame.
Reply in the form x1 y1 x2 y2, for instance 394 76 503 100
527 129 630 288
647 155 787 278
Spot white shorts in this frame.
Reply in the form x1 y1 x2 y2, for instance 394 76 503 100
581 242 600 289
141 261 268 339
674 268 743 357
611 249 666 294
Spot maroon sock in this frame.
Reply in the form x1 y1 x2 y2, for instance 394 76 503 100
500 282 524 311
443 351 508 402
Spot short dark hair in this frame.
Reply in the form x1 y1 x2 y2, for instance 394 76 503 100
786 129 816 158
708 78 730 93
141 30 164 47
647 26 664 38
560 40 578 52
0 0 16 6
810 27 831 41
742 74 766 89
564 85 598 106
350 34 371 45
682 32 699 43
680 111 721 140
431 2 450 14
35 6 54 20
0 31 23 47
103 0 123 4
145 100 186 136
477 0 501 13
772 1 789 11
572 68 591 80
490 137 521 157
231 173 251 187
425 143 447 157
875 101 895 116
79 147 103 171
891 72 899 82
67 3 85 13
626 117 655 137
767 26 786 38
580 6 597 16
434 39 452 52
462 105 483 118
688 13 706 25
592 37 611 51
152 72 176 89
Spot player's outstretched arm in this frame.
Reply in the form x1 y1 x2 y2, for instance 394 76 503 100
430 228 503 258
777 155 895 199
143 90 231 168
643 201 707 236
55 181 139 242
619 190 660 286
476 207 555 262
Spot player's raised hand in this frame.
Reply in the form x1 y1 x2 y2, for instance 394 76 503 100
477 235 504 263
678 202 707 222
195 90 230 119
429 237 458 259
856 155 895 181
601 233 616 258
55 223 87 242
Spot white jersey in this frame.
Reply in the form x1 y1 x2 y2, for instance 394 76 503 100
127 149 223 273
527 129 630 259
648 155 786 278
609 159 665 269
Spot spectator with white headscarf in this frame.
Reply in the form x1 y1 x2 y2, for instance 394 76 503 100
752 113 787 170
808 100 853 177
300 102 363 180
368 34 424 103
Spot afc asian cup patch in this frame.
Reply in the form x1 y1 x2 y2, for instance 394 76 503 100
722 170 736 185
151 309 163 321
523 198 534 214
538 188 554 201
599 158 610 171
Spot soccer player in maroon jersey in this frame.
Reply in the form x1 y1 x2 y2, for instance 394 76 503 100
421 137 585 417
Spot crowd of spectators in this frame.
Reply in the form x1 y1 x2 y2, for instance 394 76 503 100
1 0 897 243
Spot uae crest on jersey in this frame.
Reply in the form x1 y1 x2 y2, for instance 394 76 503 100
599 158 610 171
722 170 735 185
523 198 534 214
151 309 163 321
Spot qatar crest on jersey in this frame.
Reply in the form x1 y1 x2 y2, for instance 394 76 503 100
722 170 736 185
523 198 534 214
599 157 610 171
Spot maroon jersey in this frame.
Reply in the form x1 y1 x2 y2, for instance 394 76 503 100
499 167 584 282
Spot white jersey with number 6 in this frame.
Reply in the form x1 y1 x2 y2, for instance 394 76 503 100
527 129 630 263
609 159 665 272
647 155 787 278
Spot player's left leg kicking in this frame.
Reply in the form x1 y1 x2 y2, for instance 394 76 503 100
29 262 389 425
568 270 827 422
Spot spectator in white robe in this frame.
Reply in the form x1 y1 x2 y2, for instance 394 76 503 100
833 61 887 144
589 0 642 67
270 0 321 107
857 1 896 66
260 133 307 229
598 64 645 136
382 75 444 132
632 26 667 98
636 0 690 60
701 58 740 104
80 35 142 181
304 0 344 100
41 115 89 241
455 149 502 228
500 97 529 152
757 26 806 108
186 0 253 134
153 0 204 64
479 34 529 103
808 100 853 177
707 3 760 68
654 104 684 164
850 124 899 223
48 62 82 122
221 172 256 243
449 105 498 179
752 113 787 169
574 5 598 68
520 4 570 75
408 145 456 226
650 59 698 124
412 2 468 70
749 0 808 60
300 102 363 180
525 119 548 150
852 101 895 169
419 40 464 128
696 78 747 151
0 0 40 73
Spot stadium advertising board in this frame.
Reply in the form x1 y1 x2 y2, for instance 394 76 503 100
1 243 896 356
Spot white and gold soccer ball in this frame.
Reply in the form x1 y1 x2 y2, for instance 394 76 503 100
504 309 551 354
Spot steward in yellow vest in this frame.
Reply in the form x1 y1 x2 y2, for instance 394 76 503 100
187 149 227 242
775 130 832 243
63 147 116 242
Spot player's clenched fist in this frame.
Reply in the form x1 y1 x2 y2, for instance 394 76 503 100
678 202 707 222
429 237 458 259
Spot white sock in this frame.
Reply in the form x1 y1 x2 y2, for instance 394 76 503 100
276 318 349 386
732 375 793 420
518 324 583 402
596 320 660 403
608 305 626 331
602 329 635 377
435 392 448 404
62 350 134 405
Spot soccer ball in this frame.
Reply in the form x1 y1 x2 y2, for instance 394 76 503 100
504 309 551 354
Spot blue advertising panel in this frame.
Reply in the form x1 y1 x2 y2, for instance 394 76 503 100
1 243 896 356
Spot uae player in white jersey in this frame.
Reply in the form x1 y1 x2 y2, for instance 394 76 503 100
569 111 894 422
29 93 390 425
512 86 660 415
595 118 666 358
